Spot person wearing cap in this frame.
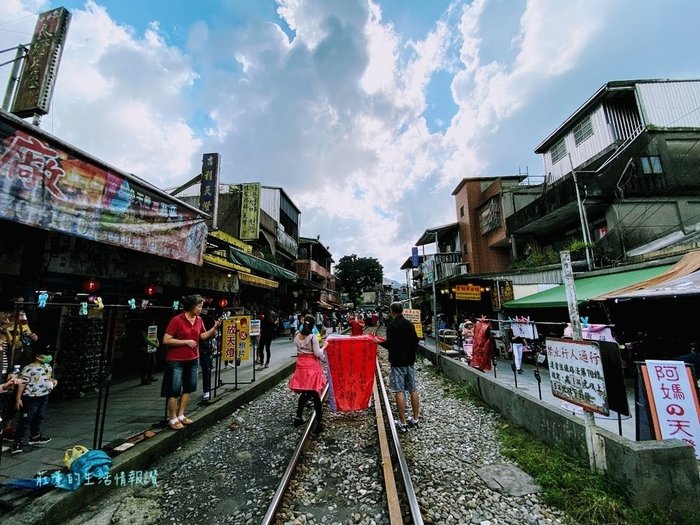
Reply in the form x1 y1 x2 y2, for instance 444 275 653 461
11 347 57 455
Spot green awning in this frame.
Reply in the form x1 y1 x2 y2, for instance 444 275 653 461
227 248 298 282
503 264 674 309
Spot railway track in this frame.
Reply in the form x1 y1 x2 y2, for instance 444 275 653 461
262 326 424 524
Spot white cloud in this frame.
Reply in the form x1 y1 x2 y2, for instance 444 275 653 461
0 0 648 280
1 1 202 187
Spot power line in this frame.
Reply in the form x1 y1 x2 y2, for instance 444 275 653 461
0 13 35 27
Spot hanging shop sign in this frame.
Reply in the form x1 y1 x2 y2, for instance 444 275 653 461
455 284 481 301
238 272 278 289
411 246 419 268
199 153 220 228
546 337 609 415
239 183 261 240
185 265 239 293
421 258 435 286
12 7 71 118
642 360 700 459
222 315 251 362
491 280 514 311
0 121 209 265
403 308 424 339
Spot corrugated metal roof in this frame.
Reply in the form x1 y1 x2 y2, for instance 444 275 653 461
637 81 700 128
534 79 700 153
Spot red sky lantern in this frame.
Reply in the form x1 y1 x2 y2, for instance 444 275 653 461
82 277 101 293
218 298 229 308
144 284 157 297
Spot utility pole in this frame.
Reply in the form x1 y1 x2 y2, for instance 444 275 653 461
561 250 605 472
568 154 594 270
432 231 439 370
2 44 27 111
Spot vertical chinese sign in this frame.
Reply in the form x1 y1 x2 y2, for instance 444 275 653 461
642 360 700 459
546 338 609 415
199 153 220 229
239 183 261 240
12 7 71 118
222 316 251 362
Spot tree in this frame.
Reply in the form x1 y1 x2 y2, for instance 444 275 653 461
334 254 383 307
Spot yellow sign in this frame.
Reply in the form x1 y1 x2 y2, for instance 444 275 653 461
222 316 251 361
455 285 481 301
238 272 279 289
403 308 424 339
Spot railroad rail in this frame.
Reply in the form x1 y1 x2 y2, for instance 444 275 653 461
261 325 424 524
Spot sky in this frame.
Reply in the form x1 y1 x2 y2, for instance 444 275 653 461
1 0 699 282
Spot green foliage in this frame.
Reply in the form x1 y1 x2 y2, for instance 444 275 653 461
497 423 690 525
509 250 560 270
509 240 596 270
334 254 383 307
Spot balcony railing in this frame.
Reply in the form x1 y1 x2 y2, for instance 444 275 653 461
276 226 298 258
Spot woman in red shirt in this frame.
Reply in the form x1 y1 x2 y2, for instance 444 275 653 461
162 295 222 430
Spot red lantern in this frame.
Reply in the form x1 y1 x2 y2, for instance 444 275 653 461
144 284 157 297
218 298 228 308
82 277 101 293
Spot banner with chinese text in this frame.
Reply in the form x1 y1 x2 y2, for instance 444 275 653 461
546 338 609 415
199 153 220 228
239 183 261 240
403 308 424 339
455 284 481 301
222 316 251 362
325 335 377 412
0 122 208 265
642 360 700 459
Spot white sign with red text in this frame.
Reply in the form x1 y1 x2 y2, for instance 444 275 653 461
643 360 700 459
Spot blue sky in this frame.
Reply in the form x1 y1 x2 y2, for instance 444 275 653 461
1 0 699 281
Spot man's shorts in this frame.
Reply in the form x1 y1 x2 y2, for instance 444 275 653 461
389 366 416 393
161 359 199 398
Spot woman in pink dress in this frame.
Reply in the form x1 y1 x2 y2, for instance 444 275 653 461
289 315 328 433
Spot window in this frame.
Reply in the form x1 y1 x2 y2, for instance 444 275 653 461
463 243 468 255
550 137 567 164
573 116 594 146
639 155 663 174
460 205 464 217
479 198 501 234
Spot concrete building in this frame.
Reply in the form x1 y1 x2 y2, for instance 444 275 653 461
507 79 700 265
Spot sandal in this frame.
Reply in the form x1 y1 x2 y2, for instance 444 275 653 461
168 419 184 430
178 416 194 425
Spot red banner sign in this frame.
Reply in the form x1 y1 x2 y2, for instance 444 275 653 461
325 335 377 412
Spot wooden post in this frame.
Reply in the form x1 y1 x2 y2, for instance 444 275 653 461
560 251 605 472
